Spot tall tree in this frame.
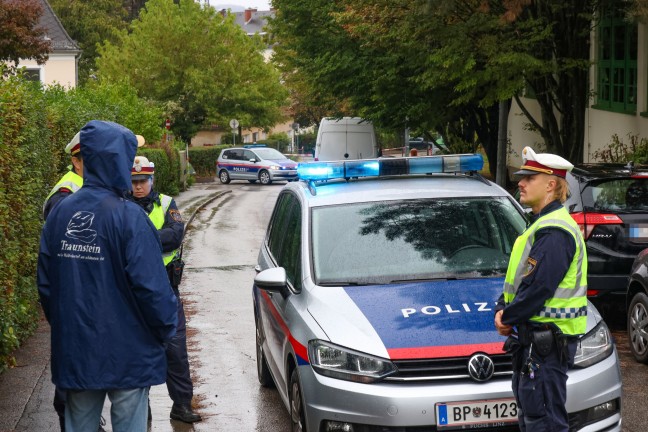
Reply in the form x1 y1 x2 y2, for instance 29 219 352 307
0 0 50 67
272 0 621 163
97 0 288 143
48 0 129 85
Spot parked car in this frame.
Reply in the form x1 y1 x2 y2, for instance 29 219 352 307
216 145 298 185
315 117 378 161
253 154 622 432
626 248 648 362
563 162 648 313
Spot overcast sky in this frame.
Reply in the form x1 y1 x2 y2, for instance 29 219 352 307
211 1 272 11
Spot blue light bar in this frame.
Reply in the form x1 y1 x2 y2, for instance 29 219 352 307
297 162 345 180
297 154 483 182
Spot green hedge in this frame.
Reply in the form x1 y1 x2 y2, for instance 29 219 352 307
0 78 58 372
0 76 168 373
188 145 229 177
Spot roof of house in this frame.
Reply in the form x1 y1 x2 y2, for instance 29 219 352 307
232 10 274 35
38 0 80 52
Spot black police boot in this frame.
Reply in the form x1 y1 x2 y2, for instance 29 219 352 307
170 403 202 423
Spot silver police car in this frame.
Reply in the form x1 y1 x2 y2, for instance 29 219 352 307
217 145 298 185
253 154 622 432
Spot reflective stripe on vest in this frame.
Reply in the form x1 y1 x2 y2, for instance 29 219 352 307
502 206 588 335
43 171 83 215
149 194 178 266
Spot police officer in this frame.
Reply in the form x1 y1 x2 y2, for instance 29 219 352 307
495 147 587 432
43 132 84 220
130 156 202 423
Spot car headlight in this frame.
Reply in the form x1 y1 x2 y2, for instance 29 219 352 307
573 320 614 368
308 340 397 383
269 165 280 170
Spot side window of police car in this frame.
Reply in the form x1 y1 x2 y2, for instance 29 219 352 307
267 193 302 291
244 150 256 162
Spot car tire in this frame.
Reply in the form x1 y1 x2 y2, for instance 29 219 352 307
628 291 648 363
255 313 274 388
248 180 257 184
219 170 231 184
289 368 306 432
259 170 272 185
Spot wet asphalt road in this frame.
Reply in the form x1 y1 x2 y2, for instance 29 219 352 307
6 179 648 431
146 181 291 431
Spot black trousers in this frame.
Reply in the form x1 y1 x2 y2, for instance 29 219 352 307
511 339 577 432
165 296 194 405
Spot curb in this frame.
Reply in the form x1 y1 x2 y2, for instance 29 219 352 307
183 189 232 229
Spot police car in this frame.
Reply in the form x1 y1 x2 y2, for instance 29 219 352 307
216 145 298 185
253 154 622 432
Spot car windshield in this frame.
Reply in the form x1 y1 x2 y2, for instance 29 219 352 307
582 178 648 213
253 148 287 160
311 197 527 285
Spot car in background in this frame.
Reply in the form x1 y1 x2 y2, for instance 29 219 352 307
626 248 648 362
409 137 448 155
253 154 622 432
315 117 378 161
563 162 648 313
216 145 298 185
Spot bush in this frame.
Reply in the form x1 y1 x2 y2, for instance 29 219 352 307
592 133 648 163
0 76 168 372
188 145 228 177
0 77 57 372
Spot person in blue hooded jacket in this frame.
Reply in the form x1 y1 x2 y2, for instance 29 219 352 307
37 120 178 432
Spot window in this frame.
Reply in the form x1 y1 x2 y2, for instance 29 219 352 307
311 198 526 285
266 193 302 290
243 150 256 161
21 68 41 82
596 2 638 113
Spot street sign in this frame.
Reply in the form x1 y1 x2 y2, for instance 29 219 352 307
165 118 171 130
229 119 239 129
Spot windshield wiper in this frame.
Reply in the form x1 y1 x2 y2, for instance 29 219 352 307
389 277 458 284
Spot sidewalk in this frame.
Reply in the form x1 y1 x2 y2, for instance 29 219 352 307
0 183 223 432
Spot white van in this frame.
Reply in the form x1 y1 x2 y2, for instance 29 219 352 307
315 117 378 161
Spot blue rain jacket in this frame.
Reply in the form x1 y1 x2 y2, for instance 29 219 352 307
37 120 178 390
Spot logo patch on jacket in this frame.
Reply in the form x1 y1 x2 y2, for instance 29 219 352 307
523 257 537 277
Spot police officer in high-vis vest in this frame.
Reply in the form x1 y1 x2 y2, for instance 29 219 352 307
495 147 587 432
43 132 84 221
130 156 202 424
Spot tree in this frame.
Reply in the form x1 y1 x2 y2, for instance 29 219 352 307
97 0 288 143
271 0 629 165
0 0 50 67
48 0 129 84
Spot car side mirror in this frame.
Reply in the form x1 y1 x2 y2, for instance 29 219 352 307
254 267 287 293
249 158 257 163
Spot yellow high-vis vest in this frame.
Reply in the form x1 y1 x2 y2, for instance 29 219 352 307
502 206 587 336
43 171 83 215
148 194 179 266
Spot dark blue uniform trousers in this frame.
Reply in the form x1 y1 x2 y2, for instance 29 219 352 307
511 341 577 432
166 297 193 405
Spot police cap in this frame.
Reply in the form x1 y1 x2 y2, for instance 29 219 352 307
514 146 573 179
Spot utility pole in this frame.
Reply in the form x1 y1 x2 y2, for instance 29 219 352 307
496 100 510 188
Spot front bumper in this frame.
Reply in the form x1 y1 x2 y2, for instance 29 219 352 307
299 347 622 432
269 169 298 181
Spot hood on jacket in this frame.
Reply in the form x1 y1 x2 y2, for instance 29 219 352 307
80 120 137 193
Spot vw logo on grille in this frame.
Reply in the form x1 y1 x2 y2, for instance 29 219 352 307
468 353 495 382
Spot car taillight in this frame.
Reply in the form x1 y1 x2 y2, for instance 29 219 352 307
570 212 623 239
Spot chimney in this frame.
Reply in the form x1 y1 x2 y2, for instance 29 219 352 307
244 8 257 22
